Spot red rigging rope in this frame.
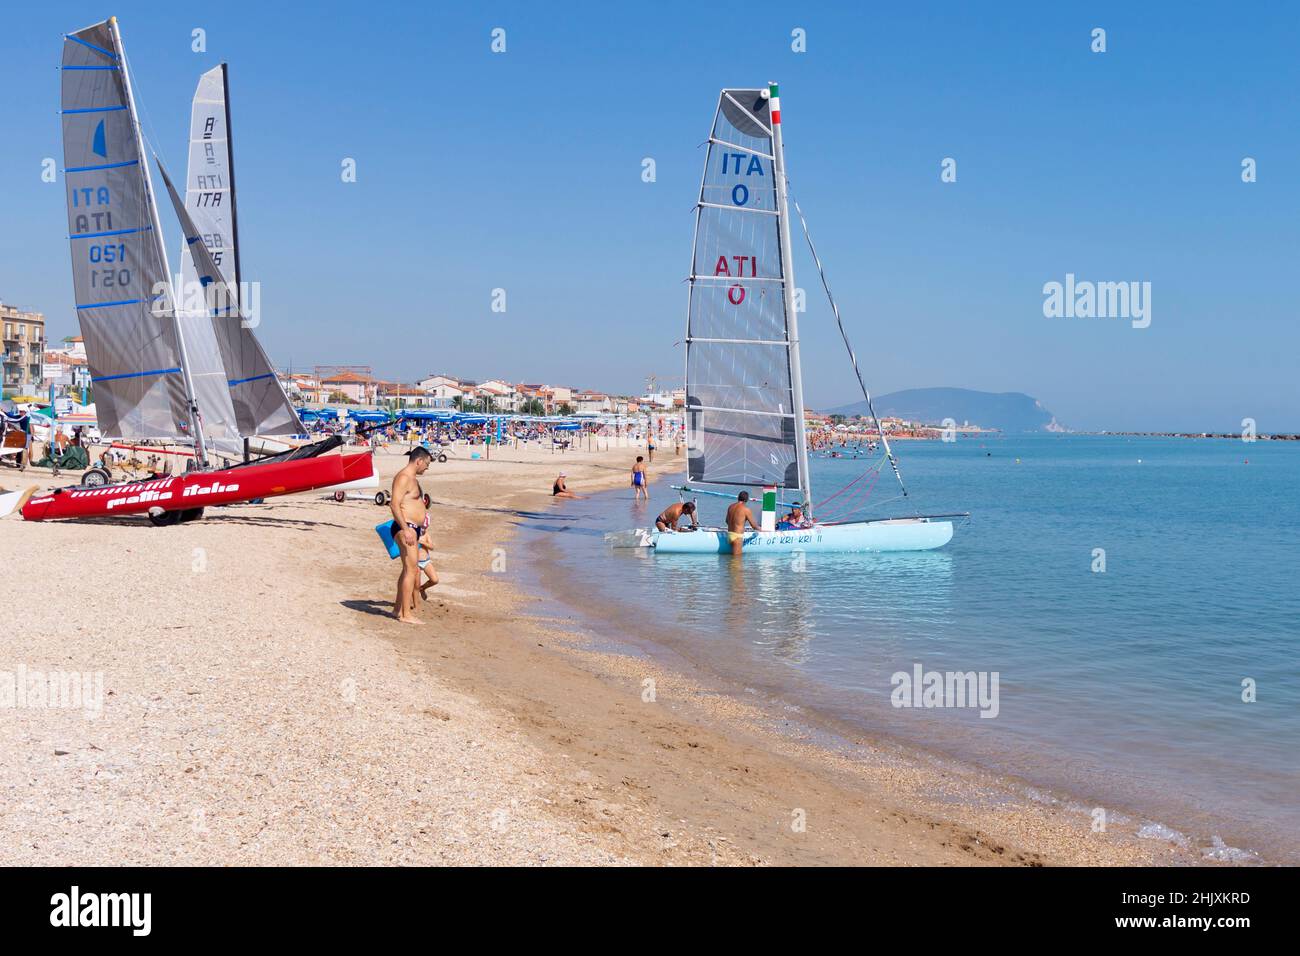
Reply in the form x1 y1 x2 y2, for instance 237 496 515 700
813 455 884 511
818 466 884 524
789 192 908 500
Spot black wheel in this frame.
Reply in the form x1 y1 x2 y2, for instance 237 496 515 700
375 491 388 506
178 508 204 523
423 493 431 508
333 490 346 502
437 453 447 463
80 467 112 488
148 509 181 527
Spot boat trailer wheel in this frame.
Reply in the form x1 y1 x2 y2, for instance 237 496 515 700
375 490 390 506
80 467 112 488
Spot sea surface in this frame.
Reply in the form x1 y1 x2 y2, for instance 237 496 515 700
513 435 1299 863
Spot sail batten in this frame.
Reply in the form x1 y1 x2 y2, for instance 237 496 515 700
684 87 805 496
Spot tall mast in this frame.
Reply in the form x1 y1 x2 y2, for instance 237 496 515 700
109 16 209 468
222 63 242 299
768 82 812 513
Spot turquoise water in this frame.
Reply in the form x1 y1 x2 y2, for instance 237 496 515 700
517 436 1299 863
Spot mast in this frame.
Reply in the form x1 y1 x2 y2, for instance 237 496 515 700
768 82 812 513
222 63 242 300
109 16 209 469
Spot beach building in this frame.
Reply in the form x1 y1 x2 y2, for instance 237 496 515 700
321 370 375 404
425 381 465 409
542 385 573 413
377 382 431 407
2 301 45 397
574 391 612 414
417 374 461 391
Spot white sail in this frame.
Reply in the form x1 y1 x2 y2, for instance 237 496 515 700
181 64 302 438
684 86 810 505
60 20 190 441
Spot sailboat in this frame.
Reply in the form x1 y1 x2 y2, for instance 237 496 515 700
19 18 372 522
619 85 960 554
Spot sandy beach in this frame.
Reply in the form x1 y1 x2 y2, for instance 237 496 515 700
0 443 1205 866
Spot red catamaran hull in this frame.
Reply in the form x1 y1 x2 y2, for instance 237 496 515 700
21 452 374 521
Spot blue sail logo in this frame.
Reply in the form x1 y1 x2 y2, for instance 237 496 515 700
92 119 107 158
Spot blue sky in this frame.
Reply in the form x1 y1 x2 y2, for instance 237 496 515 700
2 1 1296 430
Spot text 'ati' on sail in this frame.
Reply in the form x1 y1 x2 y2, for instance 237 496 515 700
60 20 189 440
685 88 802 492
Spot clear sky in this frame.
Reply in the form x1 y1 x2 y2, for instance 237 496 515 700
2 1 1296 431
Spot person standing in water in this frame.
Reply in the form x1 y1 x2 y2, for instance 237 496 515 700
390 446 432 623
631 455 648 500
724 491 759 556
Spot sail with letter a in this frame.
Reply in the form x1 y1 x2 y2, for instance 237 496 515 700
181 64 302 437
60 20 189 440
684 87 809 501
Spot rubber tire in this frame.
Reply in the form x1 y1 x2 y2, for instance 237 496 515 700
178 508 204 523
148 510 182 527
423 493 431 508
80 466 112 488
375 491 389 506
437 453 447 463
334 490 346 502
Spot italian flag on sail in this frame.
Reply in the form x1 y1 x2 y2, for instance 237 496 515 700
769 84 781 124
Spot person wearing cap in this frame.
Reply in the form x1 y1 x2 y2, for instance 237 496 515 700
778 502 813 530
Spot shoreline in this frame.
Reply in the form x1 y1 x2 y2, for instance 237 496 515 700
369 449 1220 865
0 444 1257 865
518 490 1269 866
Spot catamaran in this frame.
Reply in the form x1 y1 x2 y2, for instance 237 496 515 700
17 18 372 523
613 85 963 554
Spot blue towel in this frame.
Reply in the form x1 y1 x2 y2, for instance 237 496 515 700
375 520 401 559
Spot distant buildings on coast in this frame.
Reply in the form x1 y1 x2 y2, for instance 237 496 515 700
281 369 687 418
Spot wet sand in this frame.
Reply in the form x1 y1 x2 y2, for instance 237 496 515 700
0 441 1202 864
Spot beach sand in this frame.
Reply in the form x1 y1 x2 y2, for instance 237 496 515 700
0 442 1200 865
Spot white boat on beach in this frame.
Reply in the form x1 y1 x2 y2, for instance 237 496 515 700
612 84 964 554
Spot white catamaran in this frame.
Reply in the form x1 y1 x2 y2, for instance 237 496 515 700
617 84 961 554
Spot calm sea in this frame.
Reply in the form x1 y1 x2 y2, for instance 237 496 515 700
513 435 1299 863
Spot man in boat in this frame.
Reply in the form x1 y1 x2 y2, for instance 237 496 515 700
390 446 432 624
777 503 813 530
655 500 697 532
724 491 759 556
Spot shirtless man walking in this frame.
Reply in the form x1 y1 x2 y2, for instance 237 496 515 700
724 491 759 556
390 447 432 622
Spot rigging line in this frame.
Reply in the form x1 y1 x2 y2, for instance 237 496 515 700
812 456 883 510
818 468 884 524
788 191 910 500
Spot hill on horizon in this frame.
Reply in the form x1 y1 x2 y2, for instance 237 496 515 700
825 388 1063 433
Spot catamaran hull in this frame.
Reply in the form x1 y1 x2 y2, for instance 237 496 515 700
647 519 953 554
20 452 374 522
